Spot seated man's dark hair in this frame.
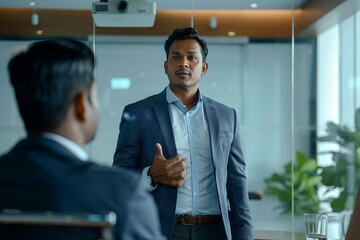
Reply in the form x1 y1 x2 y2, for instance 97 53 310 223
8 39 95 133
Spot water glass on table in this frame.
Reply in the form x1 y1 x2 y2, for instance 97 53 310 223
304 213 327 240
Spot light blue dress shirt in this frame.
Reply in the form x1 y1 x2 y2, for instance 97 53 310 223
166 87 220 215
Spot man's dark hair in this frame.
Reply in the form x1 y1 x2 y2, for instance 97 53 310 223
8 39 95 133
164 27 208 62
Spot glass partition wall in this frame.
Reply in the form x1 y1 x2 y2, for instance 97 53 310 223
293 0 360 239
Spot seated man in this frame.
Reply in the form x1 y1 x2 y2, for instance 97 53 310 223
346 188 360 240
0 39 165 240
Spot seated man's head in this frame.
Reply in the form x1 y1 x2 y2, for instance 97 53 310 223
8 39 99 145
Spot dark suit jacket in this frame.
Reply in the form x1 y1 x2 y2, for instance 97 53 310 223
113 88 253 240
0 135 165 240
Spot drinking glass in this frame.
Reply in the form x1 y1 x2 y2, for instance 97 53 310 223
304 213 328 240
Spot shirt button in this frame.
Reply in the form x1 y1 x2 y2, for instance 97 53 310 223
194 192 197 196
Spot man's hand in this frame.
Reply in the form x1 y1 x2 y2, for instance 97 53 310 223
149 143 186 187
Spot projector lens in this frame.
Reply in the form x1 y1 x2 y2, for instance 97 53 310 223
118 1 128 11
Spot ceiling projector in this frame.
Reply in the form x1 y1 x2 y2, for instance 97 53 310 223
92 0 156 27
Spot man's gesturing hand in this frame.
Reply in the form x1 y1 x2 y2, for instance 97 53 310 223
149 143 186 187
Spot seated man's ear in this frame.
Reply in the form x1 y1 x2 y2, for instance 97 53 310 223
73 93 87 122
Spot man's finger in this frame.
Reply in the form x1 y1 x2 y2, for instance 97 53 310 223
168 156 185 167
155 143 164 159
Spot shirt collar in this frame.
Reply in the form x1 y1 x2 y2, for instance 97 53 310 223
165 86 203 104
42 133 88 161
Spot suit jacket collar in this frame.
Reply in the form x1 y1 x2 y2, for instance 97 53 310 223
42 133 88 161
16 135 82 161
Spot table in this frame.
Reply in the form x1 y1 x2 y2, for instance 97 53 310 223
254 230 303 240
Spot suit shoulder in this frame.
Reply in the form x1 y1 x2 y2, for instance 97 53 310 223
123 93 160 111
204 96 235 112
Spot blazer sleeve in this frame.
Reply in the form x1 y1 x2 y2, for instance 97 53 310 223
227 109 254 239
113 105 143 173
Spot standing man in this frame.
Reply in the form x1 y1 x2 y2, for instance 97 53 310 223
0 39 165 240
113 28 253 239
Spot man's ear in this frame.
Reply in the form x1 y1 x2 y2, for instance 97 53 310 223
164 61 168 75
73 93 87 122
201 62 208 76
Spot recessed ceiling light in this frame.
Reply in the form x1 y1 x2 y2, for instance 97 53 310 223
227 31 236 37
250 3 258 8
29 1 36 7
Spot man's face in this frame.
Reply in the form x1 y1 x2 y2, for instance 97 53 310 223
164 39 208 91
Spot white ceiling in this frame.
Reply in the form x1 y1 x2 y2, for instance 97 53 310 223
0 0 308 10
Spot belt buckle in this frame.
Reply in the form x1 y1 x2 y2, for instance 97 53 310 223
179 215 196 226
183 222 195 226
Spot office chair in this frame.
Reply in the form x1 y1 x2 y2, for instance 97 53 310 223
0 210 116 240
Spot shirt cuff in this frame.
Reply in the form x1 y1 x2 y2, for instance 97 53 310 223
142 166 157 191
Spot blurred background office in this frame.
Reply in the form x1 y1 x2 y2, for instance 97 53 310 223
0 0 359 239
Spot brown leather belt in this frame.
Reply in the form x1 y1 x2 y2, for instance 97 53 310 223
175 215 221 225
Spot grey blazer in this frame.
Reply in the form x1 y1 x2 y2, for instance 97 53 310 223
113 88 253 240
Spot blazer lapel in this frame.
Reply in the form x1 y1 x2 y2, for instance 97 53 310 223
153 89 177 158
203 97 220 167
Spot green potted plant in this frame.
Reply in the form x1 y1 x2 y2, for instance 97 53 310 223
264 151 323 215
318 108 360 211
264 109 360 215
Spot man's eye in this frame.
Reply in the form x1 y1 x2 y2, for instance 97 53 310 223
171 56 179 60
189 56 197 61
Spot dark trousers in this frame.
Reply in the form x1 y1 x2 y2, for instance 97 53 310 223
172 221 227 240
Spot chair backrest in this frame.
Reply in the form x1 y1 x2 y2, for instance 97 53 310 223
0 210 116 240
